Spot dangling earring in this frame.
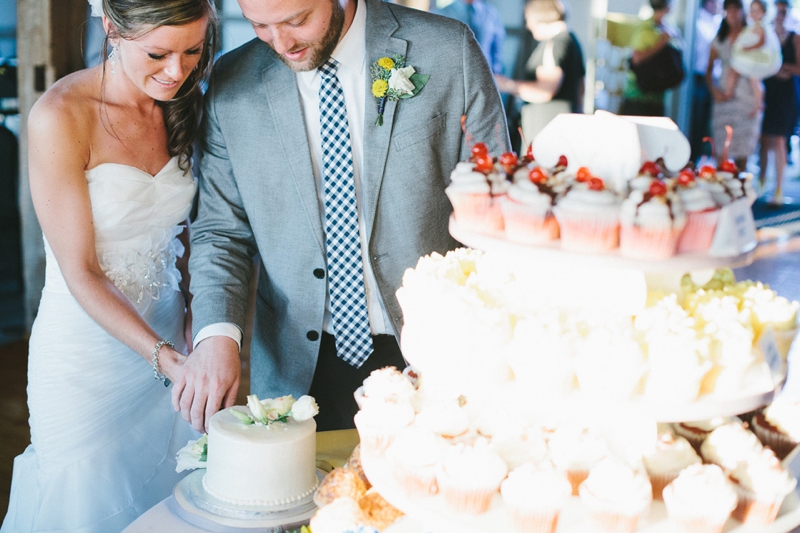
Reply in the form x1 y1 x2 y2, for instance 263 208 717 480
109 41 120 75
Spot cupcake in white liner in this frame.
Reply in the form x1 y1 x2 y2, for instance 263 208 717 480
353 400 415 456
500 168 560 244
642 432 701 500
662 463 737 533
551 176 621 253
501 463 571 533
436 440 508 515
671 417 733 454
752 398 800 460
355 366 416 409
548 423 609 495
700 421 763 471
728 447 797 525
619 180 686 259
413 399 470 439
385 427 446 497
578 457 653 533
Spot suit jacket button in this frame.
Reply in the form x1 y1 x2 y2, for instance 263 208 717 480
307 331 319 341
313 268 325 279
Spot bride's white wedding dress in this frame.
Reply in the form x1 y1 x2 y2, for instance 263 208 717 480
2 158 200 533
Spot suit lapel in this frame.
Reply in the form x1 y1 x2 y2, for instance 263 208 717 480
362 0 407 239
261 59 325 252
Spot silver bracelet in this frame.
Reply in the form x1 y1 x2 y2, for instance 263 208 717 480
151 339 174 387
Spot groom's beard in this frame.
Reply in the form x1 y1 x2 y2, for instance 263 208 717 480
275 0 346 72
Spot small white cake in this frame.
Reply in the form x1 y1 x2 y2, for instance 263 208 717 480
202 405 318 508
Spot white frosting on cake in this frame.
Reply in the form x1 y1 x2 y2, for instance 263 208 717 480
203 407 318 507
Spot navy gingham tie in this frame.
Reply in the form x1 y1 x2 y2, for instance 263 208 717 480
318 58 373 367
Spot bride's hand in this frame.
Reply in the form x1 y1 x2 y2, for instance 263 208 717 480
160 347 188 384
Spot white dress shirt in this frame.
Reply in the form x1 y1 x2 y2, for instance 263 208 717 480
195 0 392 350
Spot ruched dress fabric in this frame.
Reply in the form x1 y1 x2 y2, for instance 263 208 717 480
711 36 763 161
1 157 200 533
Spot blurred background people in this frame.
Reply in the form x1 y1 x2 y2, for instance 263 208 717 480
495 0 585 152
708 0 760 172
691 0 722 162
435 0 506 75
620 0 681 116
760 0 800 205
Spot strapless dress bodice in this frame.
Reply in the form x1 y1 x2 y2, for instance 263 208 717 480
44 157 197 309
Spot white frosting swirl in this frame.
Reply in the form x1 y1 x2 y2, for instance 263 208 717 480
677 185 717 212
506 179 553 212
662 464 737 516
643 433 701 476
700 422 763 471
579 458 652 513
729 448 797 497
501 463 571 510
764 398 800 442
447 162 490 194
553 187 620 219
620 189 686 230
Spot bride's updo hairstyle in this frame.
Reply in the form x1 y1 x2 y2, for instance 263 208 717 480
101 0 219 170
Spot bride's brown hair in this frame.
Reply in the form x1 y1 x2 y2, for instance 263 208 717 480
101 0 219 171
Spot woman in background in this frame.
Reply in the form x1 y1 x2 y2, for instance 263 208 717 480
1 1 217 531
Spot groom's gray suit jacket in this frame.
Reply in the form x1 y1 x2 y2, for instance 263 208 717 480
190 0 509 399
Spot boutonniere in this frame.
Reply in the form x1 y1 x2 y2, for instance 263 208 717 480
370 55 430 126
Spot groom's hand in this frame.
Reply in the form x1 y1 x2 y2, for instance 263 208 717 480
172 336 240 432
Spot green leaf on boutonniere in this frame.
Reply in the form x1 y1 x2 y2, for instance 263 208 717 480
399 73 430 99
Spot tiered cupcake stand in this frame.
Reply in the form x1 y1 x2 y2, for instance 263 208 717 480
361 216 800 533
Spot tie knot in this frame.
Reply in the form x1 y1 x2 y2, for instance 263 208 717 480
318 57 339 79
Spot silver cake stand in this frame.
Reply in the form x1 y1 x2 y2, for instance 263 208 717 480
171 469 325 532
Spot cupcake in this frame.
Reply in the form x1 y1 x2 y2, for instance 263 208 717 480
445 159 505 234
353 400 415 455
697 163 739 207
661 463 737 533
548 424 609 495
501 463 571 533
578 457 653 533
700 421 763 471
552 174 621 253
752 398 800 460
627 160 663 193
642 432 701 499
413 399 470 439
385 427 446 496
728 448 797 525
619 180 686 259
672 417 732 454
500 167 560 244
356 366 416 408
673 168 721 254
436 440 508 514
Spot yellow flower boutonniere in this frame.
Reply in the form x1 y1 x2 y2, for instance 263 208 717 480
369 55 430 126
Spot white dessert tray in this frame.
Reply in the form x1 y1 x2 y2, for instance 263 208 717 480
172 469 324 531
449 217 756 273
363 453 800 533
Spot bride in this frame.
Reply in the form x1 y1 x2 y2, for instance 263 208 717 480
1 0 218 531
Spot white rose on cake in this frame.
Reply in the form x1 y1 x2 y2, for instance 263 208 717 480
175 434 207 472
290 395 320 421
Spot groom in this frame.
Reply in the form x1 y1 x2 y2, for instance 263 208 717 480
176 0 509 432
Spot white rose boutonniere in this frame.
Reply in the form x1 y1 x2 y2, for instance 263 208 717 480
370 55 430 126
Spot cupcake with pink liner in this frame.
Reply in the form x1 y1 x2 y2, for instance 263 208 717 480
436 439 508 515
445 160 505 234
578 457 653 533
675 168 721 253
751 398 800 460
728 447 797 525
353 399 415 455
700 421 764 471
619 179 686 259
642 432 701 499
501 463 571 533
385 427 446 497
661 463 737 533
547 423 609 495
552 173 621 253
500 166 560 244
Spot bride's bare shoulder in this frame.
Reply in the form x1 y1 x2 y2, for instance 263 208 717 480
29 67 102 133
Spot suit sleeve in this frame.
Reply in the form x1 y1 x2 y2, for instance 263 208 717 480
189 70 259 335
459 22 511 163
